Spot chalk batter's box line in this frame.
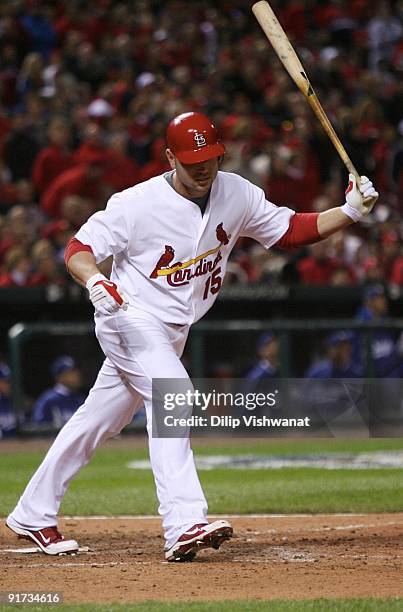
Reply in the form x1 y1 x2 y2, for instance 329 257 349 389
1 552 401 568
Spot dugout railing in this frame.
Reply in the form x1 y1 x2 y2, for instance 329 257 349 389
7 318 403 432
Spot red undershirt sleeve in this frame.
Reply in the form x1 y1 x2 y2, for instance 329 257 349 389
64 237 94 267
275 213 320 249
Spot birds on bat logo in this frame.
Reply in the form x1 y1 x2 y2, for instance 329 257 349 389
149 223 231 282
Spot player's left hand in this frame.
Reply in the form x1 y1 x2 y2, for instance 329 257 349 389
341 174 379 222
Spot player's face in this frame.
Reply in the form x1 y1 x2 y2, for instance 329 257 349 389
332 341 352 367
166 149 220 198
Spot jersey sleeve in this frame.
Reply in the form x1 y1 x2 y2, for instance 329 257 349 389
240 180 295 249
75 192 130 264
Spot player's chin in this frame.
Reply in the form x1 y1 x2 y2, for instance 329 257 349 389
193 177 213 191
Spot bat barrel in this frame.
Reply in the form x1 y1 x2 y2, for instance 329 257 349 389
252 0 360 179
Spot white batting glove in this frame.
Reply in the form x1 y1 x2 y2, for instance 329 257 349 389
86 273 128 315
341 174 379 222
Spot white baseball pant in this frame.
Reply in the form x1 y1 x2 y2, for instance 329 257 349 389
8 308 208 549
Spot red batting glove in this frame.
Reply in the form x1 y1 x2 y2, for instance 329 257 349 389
86 273 128 315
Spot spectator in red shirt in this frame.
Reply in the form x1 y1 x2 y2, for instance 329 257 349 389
266 147 321 213
60 195 94 231
297 241 355 286
0 205 36 262
41 219 74 264
41 155 108 218
29 239 65 287
361 256 384 285
32 118 74 195
0 247 32 287
379 230 400 281
73 123 140 190
102 131 140 192
390 252 403 287
73 122 108 166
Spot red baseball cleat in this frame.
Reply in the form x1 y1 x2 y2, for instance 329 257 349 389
6 518 79 555
165 519 233 562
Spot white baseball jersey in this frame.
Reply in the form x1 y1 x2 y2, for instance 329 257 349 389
11 170 294 548
76 171 294 324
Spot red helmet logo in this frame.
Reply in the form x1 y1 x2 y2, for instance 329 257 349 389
166 112 225 164
194 132 207 148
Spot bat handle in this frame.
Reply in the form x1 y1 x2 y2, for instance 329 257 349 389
343 159 360 183
308 95 360 182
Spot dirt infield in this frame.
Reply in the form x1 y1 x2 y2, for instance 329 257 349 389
1 514 402 603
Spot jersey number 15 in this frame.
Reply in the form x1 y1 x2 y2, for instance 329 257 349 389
203 267 222 300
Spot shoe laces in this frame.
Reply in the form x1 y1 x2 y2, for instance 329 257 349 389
184 523 208 535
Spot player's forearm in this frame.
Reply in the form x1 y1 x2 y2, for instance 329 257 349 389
64 236 101 287
67 252 100 287
66 247 127 312
317 207 354 238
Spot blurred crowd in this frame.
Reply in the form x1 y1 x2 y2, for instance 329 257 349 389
0 0 402 291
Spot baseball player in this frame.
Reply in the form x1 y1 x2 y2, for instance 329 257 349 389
31 356 85 429
6 112 378 561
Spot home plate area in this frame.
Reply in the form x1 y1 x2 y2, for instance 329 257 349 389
1 514 402 603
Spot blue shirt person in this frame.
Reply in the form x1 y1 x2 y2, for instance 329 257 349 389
0 363 17 438
245 332 280 385
243 332 280 416
31 356 85 428
304 332 365 430
305 331 363 379
355 284 403 377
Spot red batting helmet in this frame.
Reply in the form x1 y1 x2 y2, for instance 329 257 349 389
166 112 225 164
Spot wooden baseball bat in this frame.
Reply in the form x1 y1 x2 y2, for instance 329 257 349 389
252 0 359 181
